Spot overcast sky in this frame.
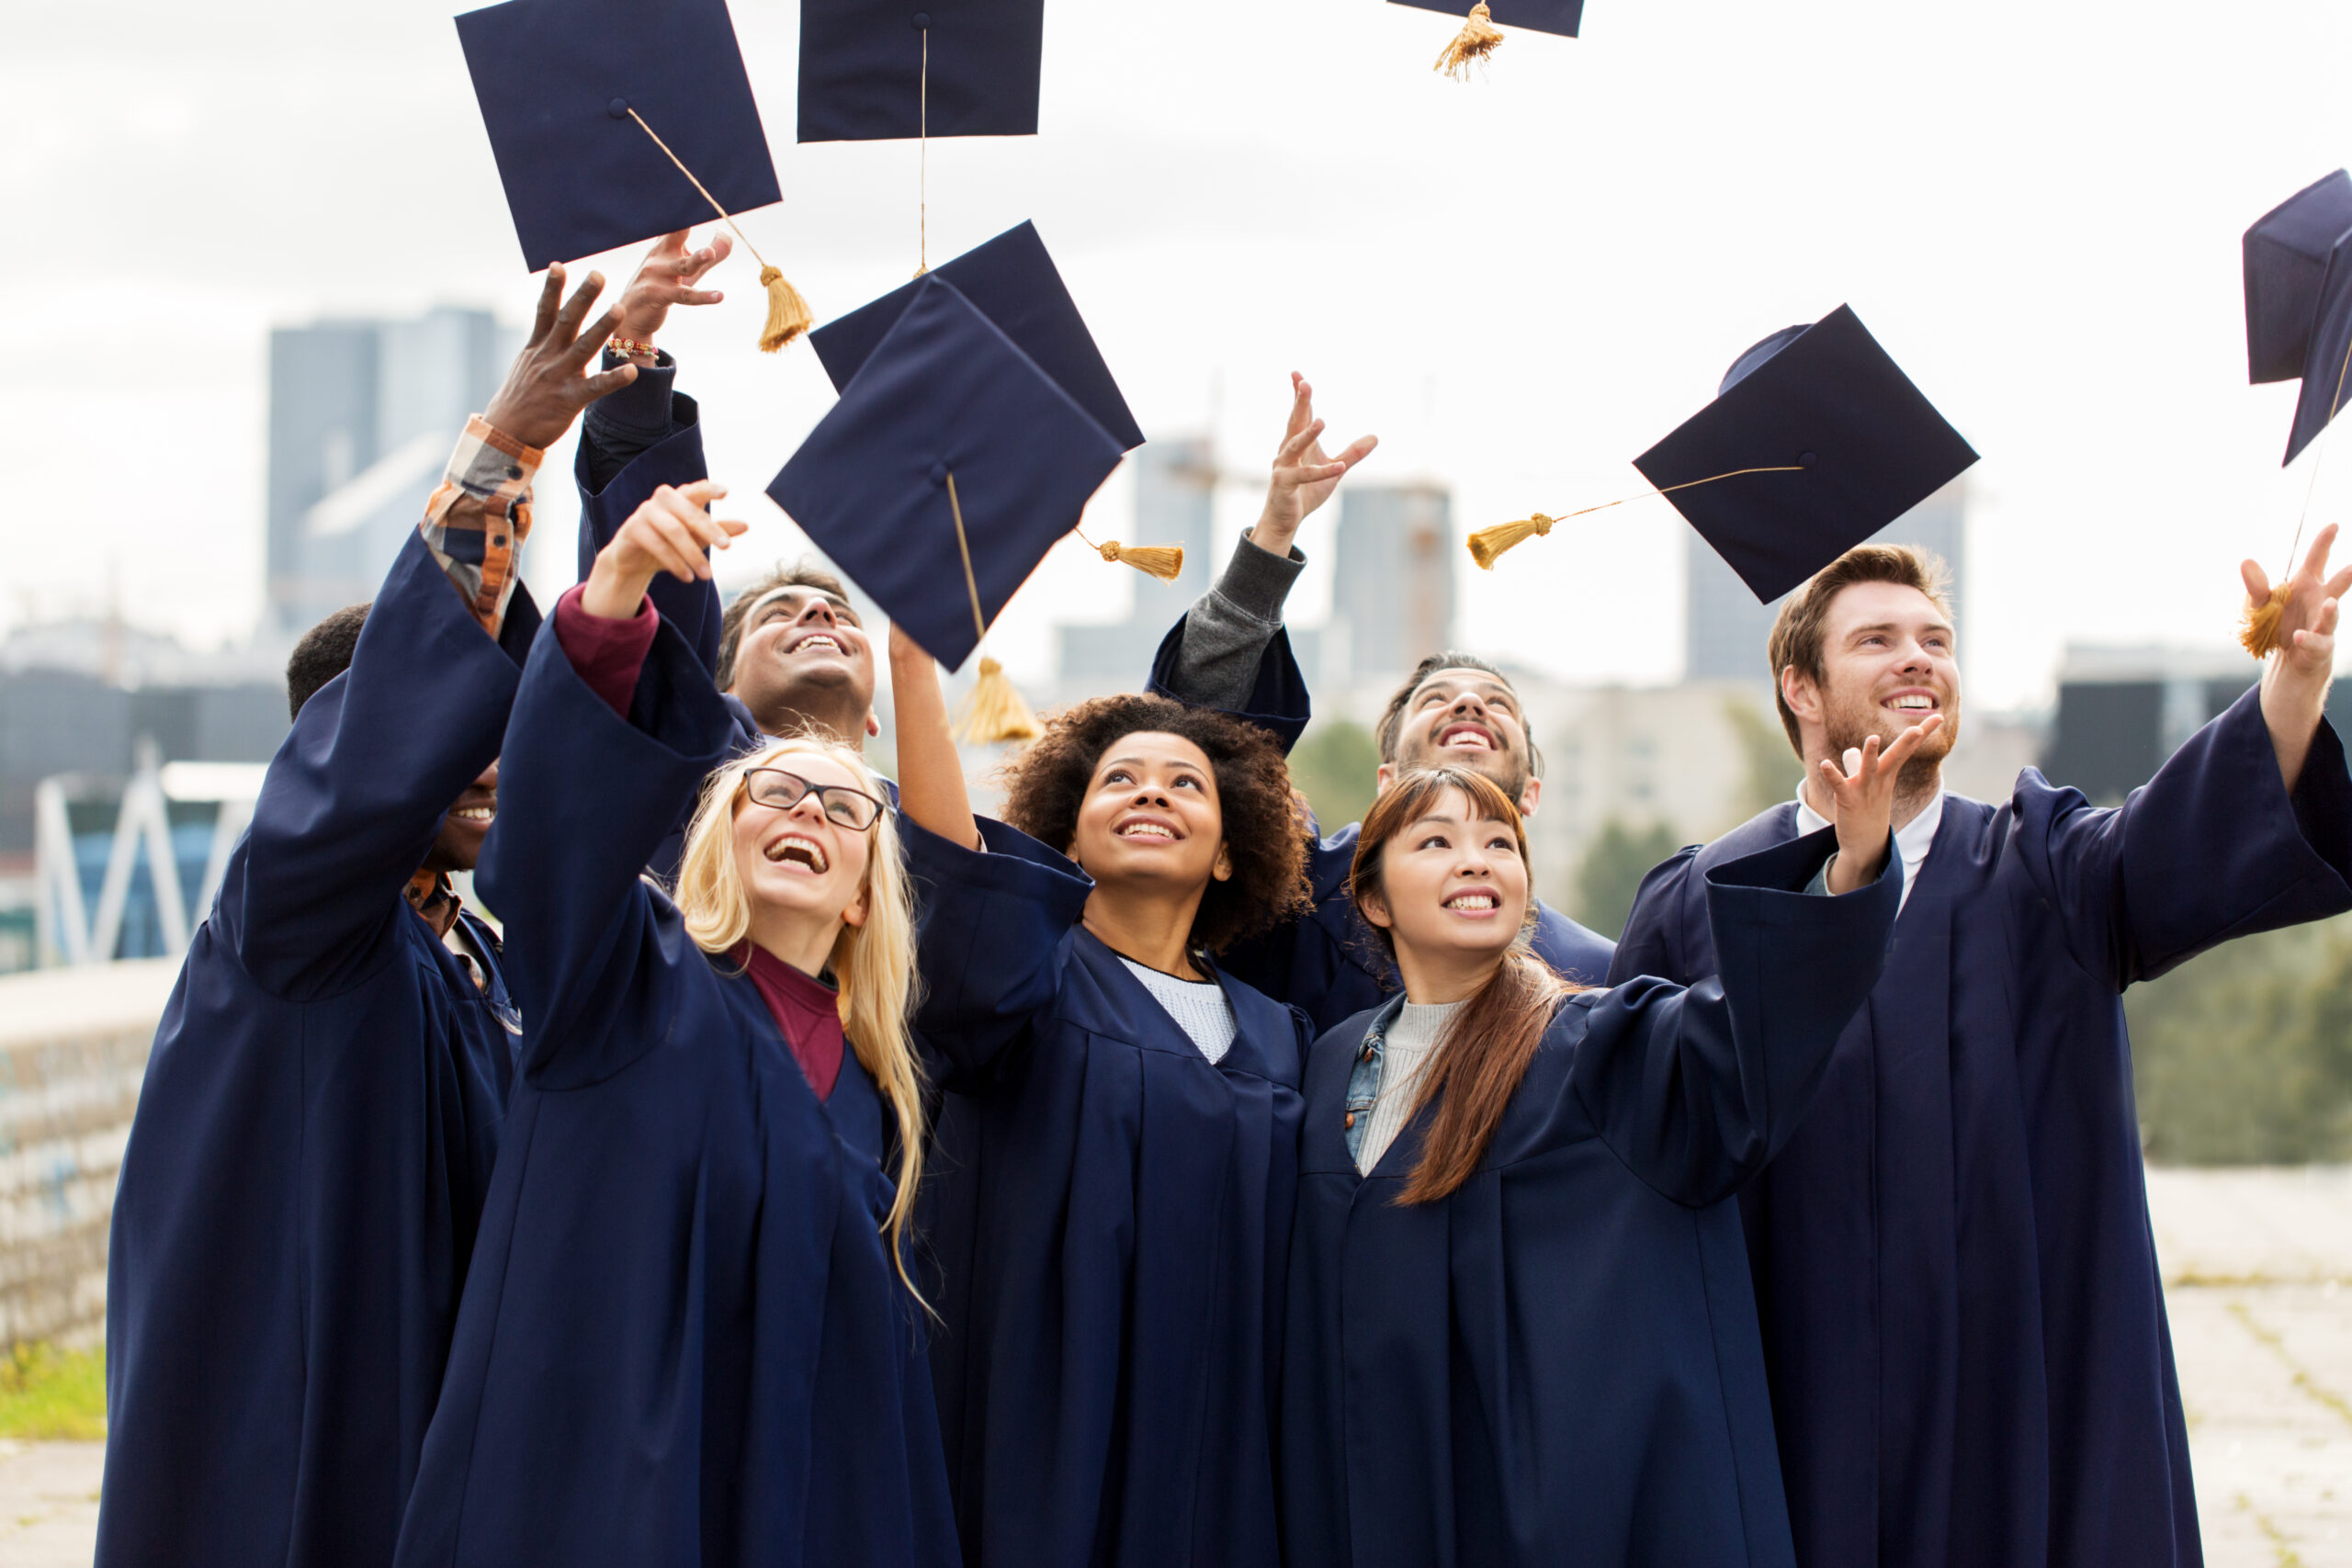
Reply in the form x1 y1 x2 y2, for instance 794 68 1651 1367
10 0 2352 707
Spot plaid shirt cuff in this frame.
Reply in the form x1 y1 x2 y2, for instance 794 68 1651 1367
422 416 544 635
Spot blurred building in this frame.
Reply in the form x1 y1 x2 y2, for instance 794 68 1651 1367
1057 439 1225 685
1329 481 1456 682
267 308 517 636
1684 477 1968 682
2041 643 2351 805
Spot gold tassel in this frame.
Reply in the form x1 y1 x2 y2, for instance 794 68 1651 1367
953 657 1043 745
1097 540 1185 581
2240 582 2290 659
1467 513 1554 570
757 266 813 353
1434 1 1506 79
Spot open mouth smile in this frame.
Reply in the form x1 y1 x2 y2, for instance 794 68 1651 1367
1443 890 1498 914
788 631 848 658
1113 814 1181 843
763 833 831 874
449 806 495 824
1437 722 1496 752
1882 690 1940 715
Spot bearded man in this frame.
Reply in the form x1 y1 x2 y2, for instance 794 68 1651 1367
1609 536 2352 1567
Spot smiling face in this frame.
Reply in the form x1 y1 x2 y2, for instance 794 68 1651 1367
1381 669 1540 815
1358 785 1530 968
726 582 877 745
728 751 875 939
1066 731 1232 897
1785 580 1962 792
423 761 498 874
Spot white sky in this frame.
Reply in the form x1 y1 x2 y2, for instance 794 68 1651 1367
9 0 2352 707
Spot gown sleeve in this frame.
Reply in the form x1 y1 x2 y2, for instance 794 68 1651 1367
227 532 537 999
2023 684 2352 987
902 815 1093 1088
575 367 722 678
1603 844 1701 987
475 604 738 1085
1570 829 1901 1208
1144 534 1315 753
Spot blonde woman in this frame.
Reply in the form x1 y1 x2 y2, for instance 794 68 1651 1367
394 492 956 1568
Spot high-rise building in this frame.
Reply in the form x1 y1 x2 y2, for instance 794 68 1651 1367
266 309 517 635
1682 478 1968 682
1329 482 1456 682
1057 438 1224 685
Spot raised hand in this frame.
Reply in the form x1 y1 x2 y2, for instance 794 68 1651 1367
482 266 636 450
581 480 745 620
610 229 733 357
2247 523 2351 790
1250 372 1378 556
1817 714 1944 895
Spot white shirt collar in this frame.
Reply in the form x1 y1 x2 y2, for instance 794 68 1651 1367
1794 779 1945 913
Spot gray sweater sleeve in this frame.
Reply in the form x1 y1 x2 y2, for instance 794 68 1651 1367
1161 531 1307 711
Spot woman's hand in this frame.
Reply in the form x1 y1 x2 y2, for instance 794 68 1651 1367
481 266 635 449
609 230 732 359
1818 715 1943 895
580 480 744 619
888 623 983 850
1249 373 1377 558
2250 522 2352 793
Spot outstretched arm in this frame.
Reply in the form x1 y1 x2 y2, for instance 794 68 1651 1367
888 625 981 852
2247 523 2352 794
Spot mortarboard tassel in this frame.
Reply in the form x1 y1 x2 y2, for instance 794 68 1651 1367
1434 3 1507 80
625 108 813 353
1076 528 1184 582
943 470 1045 744
1468 465 1809 571
2240 586 2290 659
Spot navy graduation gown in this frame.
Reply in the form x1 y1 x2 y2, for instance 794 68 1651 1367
98 535 534 1568
1144 620 1613 1032
392 615 955 1568
1279 829 1900 1568
1608 687 2352 1567
904 816 1312 1568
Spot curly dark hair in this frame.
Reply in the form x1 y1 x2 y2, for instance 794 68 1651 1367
286 603 370 720
1000 694 1311 953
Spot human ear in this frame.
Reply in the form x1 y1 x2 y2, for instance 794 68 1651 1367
1212 845 1233 883
1375 761 1396 795
865 712 882 739
1780 664 1823 726
1359 889 1392 930
1517 775 1544 818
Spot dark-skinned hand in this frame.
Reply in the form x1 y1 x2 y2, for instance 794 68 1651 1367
481 265 637 450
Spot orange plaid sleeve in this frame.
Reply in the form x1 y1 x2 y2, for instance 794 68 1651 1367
421 417 545 637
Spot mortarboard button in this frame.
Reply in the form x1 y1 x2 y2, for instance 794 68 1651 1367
812 221 1146 451
798 0 1045 143
768 275 1125 672
606 97 628 118
2243 171 2352 467
1630 307 1979 604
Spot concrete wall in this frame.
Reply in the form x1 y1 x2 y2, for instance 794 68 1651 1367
0 959 177 1348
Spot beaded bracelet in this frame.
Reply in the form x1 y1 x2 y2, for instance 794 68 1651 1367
607 335 659 360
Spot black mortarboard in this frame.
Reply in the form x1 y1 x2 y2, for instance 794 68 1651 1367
769 276 1125 670
1393 0 1585 40
797 0 1044 143
810 221 1146 451
457 0 783 272
2244 171 2352 467
1632 306 1979 604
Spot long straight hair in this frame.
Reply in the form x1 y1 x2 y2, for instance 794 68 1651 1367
672 737 929 1280
1348 767 1583 1205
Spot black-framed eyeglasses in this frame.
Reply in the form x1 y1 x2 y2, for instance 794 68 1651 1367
743 768 886 832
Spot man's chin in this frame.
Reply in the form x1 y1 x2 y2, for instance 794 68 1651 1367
1411 745 1527 800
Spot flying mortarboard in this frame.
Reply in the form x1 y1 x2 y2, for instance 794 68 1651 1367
456 0 813 349
2235 172 2352 657
1400 0 1585 80
1466 307 1979 603
773 249 1154 738
798 0 1045 143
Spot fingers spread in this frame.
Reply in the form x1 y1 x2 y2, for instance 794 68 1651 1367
527 267 564 347
2303 523 2339 581
556 271 607 340
2243 558 2273 602
581 364 639 401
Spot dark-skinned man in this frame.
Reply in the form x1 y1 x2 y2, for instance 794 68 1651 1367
1609 536 2352 1568
98 268 636 1568
1147 373 1615 1033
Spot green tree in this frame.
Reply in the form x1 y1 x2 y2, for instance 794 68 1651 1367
1721 693 1794 829
1287 718 1382 834
2127 915 2352 1164
1576 818 1685 942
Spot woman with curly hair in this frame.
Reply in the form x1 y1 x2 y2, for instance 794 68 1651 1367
394 502 956 1568
888 625 1313 1568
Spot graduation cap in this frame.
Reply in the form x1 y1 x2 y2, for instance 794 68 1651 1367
798 0 1044 143
1397 0 1585 79
2244 170 2352 468
1467 307 1979 603
2235 172 2352 657
772 256 1147 739
456 0 812 349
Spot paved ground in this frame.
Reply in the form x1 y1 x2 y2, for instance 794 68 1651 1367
1 1168 2346 1567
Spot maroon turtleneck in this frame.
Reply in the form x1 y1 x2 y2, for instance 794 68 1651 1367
733 943 846 1100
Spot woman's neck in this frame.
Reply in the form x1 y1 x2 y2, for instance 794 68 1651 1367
745 909 842 979
1081 884 1207 980
1391 943 1505 1006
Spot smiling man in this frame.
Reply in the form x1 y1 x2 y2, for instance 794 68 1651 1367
1148 374 1612 1033
1609 538 2352 1568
